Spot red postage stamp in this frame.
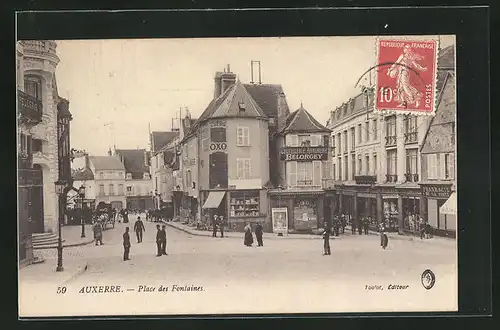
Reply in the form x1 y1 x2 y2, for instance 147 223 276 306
375 38 437 115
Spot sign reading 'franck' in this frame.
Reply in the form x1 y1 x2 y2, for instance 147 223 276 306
280 147 328 161
421 184 451 198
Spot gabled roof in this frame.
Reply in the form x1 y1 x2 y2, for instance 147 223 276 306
115 149 149 179
151 131 179 152
280 104 331 134
243 84 285 118
90 156 125 171
72 168 94 181
197 81 268 123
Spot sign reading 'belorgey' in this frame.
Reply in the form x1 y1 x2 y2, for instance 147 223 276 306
280 147 328 161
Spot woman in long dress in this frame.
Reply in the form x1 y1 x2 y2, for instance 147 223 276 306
387 44 428 108
244 223 253 247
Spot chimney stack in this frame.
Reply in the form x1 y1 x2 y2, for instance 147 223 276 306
213 64 236 99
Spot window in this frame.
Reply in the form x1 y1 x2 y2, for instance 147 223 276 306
365 122 370 142
286 134 299 147
126 173 132 180
351 154 356 180
236 158 251 179
332 163 336 181
298 134 311 146
357 155 362 175
118 184 124 195
387 150 397 175
109 184 114 196
24 76 42 100
444 153 455 179
313 161 322 186
297 162 313 186
427 154 438 179
230 191 260 217
338 157 342 180
286 161 297 187
373 119 378 140
373 153 378 176
358 124 362 143
405 115 418 133
386 116 396 137
143 173 150 180
351 128 355 150
118 171 123 177
237 126 250 146
406 149 418 174
126 186 132 192
322 161 332 179
99 184 105 196
99 172 104 179
343 131 348 152
210 127 226 142
32 139 42 153
344 156 348 180
365 154 370 174
337 133 341 154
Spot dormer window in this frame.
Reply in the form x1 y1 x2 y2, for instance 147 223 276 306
238 102 246 111
143 173 150 180
126 173 132 180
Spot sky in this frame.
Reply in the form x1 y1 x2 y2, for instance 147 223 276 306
55 35 455 156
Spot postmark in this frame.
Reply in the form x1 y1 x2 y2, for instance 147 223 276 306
421 269 436 290
375 38 438 115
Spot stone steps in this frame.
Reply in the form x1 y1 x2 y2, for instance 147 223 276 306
32 232 65 249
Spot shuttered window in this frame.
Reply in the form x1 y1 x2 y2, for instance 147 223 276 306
236 158 251 179
236 126 250 146
313 161 322 186
286 161 297 187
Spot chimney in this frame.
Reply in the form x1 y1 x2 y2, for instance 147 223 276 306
213 64 236 99
108 147 112 156
85 153 90 169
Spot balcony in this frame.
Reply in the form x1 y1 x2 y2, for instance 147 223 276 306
404 173 419 182
18 152 32 169
22 40 60 65
404 131 418 144
385 135 397 147
385 174 398 183
322 178 336 189
18 90 42 124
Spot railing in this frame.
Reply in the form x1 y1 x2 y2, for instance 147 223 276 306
385 174 398 183
404 131 418 144
385 135 397 146
18 90 42 123
404 173 419 182
297 180 313 186
322 178 336 189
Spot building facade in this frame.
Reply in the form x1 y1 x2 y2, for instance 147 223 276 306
179 115 199 221
17 40 71 265
89 156 126 210
114 149 154 211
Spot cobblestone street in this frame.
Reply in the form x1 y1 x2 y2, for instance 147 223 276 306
20 220 457 316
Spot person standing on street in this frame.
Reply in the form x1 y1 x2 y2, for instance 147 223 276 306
218 215 225 238
161 225 168 255
123 209 129 223
380 223 388 250
212 214 218 238
351 216 357 235
134 216 146 243
363 217 369 235
322 222 331 255
123 227 131 261
255 222 264 247
93 220 103 246
155 224 162 257
341 214 346 234
244 223 253 247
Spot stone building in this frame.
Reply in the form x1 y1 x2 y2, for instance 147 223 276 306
89 156 126 210
17 40 71 265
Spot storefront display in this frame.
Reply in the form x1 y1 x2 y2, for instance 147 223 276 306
230 190 260 217
383 200 399 232
402 197 421 232
293 198 318 230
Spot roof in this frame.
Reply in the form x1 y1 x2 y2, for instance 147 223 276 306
437 45 454 70
114 149 149 179
71 168 94 181
243 84 285 118
151 131 179 152
89 156 125 171
280 104 331 134
197 81 268 123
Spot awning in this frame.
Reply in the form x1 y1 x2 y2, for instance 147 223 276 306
439 192 457 215
202 191 226 209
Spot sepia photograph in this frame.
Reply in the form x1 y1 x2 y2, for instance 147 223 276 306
17 34 458 317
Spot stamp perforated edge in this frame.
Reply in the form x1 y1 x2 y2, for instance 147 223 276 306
373 36 439 117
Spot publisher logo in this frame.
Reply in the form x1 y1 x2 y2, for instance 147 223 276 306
421 269 436 290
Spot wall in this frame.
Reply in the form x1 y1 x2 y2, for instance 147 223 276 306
182 135 199 198
125 179 153 197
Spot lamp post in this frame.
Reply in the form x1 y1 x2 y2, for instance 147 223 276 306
79 184 86 238
55 180 66 272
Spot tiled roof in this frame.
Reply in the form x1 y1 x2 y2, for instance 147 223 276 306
72 168 94 180
151 131 179 152
197 81 267 123
280 104 331 134
243 84 284 118
438 45 454 70
89 156 125 171
115 149 149 179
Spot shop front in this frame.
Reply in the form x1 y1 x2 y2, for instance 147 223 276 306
269 190 324 233
420 183 456 238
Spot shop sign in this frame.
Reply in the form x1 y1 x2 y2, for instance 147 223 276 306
209 142 227 152
280 146 328 161
272 207 288 234
421 184 451 198
355 175 377 185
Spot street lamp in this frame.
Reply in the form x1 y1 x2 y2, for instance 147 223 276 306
55 179 66 272
78 184 86 238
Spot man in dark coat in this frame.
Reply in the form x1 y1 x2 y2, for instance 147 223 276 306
351 216 357 234
218 216 225 238
363 217 370 235
160 225 168 255
358 218 363 235
123 209 129 223
123 227 131 261
212 215 218 238
155 224 162 256
322 222 331 255
133 216 146 243
255 222 264 247
341 214 346 234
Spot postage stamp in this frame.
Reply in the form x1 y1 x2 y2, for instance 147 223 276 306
375 38 438 115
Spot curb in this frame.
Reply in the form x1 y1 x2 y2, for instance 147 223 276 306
62 262 89 284
33 239 95 250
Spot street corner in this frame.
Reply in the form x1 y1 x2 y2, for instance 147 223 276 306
19 258 89 285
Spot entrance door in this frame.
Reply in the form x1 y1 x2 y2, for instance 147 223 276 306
30 165 44 233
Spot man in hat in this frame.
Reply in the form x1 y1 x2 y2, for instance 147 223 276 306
155 224 162 257
322 222 331 255
212 214 218 238
123 227 131 261
133 216 146 243
160 225 168 255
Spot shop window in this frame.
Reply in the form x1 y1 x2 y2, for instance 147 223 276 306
403 197 421 232
427 154 438 180
236 126 250 146
210 127 226 143
230 191 260 217
297 162 313 186
293 199 318 230
236 158 251 179
383 200 399 232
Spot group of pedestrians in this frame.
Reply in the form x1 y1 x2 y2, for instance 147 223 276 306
243 222 264 247
120 216 169 261
211 214 225 238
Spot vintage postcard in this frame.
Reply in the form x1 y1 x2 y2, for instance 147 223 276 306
17 35 457 317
